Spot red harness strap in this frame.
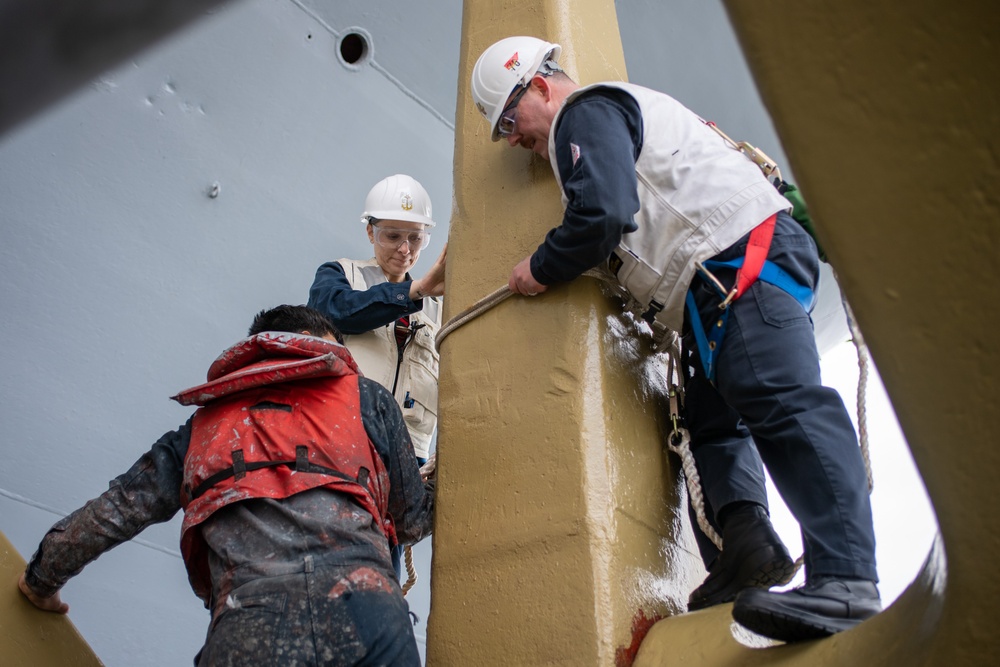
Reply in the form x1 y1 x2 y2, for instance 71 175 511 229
723 213 777 306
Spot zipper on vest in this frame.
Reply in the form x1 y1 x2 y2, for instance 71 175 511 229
391 320 426 398
392 338 404 396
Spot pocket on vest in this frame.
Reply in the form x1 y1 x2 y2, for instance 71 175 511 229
408 326 439 376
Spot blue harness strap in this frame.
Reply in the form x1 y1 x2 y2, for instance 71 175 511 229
686 257 815 383
706 257 815 311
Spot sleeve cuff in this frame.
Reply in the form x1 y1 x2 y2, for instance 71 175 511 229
529 254 555 285
24 559 60 599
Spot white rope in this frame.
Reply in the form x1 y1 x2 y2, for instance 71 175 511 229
400 458 438 597
661 343 723 551
663 342 806 584
401 545 417 596
842 297 874 492
667 429 724 551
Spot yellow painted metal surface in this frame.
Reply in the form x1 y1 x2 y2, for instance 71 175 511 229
428 1 703 665
635 0 999 664
0 531 103 666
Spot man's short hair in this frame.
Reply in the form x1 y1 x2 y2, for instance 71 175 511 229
248 305 344 343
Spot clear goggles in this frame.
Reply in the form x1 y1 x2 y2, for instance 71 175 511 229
371 222 431 251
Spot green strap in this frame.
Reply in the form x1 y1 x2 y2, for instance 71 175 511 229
777 180 827 262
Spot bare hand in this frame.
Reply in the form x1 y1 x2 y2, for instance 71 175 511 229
18 572 69 614
508 256 547 296
411 244 447 300
419 453 437 482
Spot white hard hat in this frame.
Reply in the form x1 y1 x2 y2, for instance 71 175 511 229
471 36 562 142
361 174 435 227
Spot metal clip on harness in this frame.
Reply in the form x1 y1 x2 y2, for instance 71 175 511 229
704 121 783 182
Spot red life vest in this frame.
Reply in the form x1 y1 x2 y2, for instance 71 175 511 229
171 333 396 603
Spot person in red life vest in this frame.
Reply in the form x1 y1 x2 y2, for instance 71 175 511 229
308 174 446 580
470 36 880 642
17 305 433 666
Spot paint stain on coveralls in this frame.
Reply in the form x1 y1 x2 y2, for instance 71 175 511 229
328 566 395 598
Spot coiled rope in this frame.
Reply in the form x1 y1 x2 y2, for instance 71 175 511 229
434 272 873 585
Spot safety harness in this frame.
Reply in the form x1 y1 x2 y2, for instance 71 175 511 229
685 122 819 383
684 214 816 383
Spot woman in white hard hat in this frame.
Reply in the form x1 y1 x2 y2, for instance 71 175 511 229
309 175 446 482
309 175 445 579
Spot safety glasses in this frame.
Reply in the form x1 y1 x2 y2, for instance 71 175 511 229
497 84 529 137
371 224 431 251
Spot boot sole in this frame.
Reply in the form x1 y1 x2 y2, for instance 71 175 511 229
688 547 796 611
732 599 867 642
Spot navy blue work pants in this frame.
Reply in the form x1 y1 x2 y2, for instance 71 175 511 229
681 211 877 582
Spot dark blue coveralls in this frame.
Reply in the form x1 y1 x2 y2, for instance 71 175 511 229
24 376 432 666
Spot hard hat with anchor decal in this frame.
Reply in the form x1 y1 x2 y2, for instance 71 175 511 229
361 174 435 227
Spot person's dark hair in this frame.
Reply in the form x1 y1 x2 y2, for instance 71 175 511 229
248 305 344 343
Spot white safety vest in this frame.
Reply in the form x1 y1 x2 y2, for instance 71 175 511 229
548 82 792 333
336 258 441 460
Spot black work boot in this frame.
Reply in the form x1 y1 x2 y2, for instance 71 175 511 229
732 576 882 642
687 504 795 611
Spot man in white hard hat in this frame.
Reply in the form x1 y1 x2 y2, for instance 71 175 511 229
471 36 880 643
308 174 445 579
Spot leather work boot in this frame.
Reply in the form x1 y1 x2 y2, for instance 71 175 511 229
732 576 882 642
687 504 795 611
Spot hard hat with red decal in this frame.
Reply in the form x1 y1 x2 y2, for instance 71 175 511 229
471 36 562 142
361 174 435 227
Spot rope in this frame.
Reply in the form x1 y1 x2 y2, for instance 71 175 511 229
842 297 874 492
663 343 722 551
436 285 513 351
663 341 805 584
401 544 417 596
435 269 613 352
667 429 723 551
